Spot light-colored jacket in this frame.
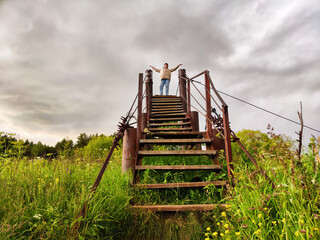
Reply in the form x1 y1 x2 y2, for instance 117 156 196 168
150 65 180 80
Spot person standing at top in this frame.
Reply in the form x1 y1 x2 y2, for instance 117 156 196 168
149 63 183 95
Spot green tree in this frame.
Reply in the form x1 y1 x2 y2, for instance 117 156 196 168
232 129 294 166
83 135 113 161
55 138 74 159
75 133 92 148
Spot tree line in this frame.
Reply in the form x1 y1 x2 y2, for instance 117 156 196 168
0 132 117 161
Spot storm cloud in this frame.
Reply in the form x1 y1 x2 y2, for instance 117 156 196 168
0 0 319 145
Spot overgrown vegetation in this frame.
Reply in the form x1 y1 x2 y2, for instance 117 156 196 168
205 128 320 239
1 129 319 239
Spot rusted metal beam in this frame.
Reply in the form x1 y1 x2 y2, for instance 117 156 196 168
187 74 191 115
190 111 199 132
131 204 229 212
205 71 227 107
134 180 226 189
179 69 187 112
222 105 234 182
135 165 221 170
204 71 213 140
136 73 143 161
141 113 147 130
145 69 153 122
190 111 200 150
183 71 206 81
122 127 137 173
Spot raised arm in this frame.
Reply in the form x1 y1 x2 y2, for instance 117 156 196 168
170 64 183 72
149 65 161 73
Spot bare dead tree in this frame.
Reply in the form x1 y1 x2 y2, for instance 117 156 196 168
311 135 320 173
296 101 303 163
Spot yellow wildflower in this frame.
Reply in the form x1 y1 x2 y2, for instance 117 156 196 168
55 178 59 184
205 238 210 240
217 222 220 226
221 212 227 217
272 221 277 226
299 219 305 224
225 230 229 234
220 233 225 237
224 224 229 228
258 214 262 218
235 232 240 236
295 231 299 237
264 207 268 211
282 218 286 223
254 229 261 235
252 220 256 224
206 227 211 231
258 223 263 227
213 232 218 236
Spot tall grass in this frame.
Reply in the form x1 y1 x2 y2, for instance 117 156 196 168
205 131 320 239
1 130 319 239
0 149 135 239
0 150 214 239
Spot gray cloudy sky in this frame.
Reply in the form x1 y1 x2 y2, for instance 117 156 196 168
0 0 319 146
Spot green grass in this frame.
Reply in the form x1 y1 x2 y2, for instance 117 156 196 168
142 155 214 165
204 131 320 239
0 149 135 239
135 151 226 206
1 130 320 239
0 150 216 239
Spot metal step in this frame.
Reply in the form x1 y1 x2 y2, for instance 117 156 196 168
149 117 189 122
138 150 217 156
148 127 192 132
135 165 221 170
151 110 184 114
148 131 204 138
152 102 182 106
140 138 211 144
151 113 187 117
130 204 229 212
153 95 180 97
152 107 183 111
134 181 227 189
152 99 182 102
152 105 182 108
149 122 191 127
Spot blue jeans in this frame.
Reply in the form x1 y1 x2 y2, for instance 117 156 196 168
160 79 170 95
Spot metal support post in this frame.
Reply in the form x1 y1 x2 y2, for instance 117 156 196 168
122 127 137 173
179 69 187 113
204 70 213 140
145 70 153 122
222 106 234 181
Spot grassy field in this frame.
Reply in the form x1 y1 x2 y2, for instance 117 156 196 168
1 130 320 239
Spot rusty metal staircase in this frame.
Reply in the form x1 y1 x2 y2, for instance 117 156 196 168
122 69 233 211
75 68 275 222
